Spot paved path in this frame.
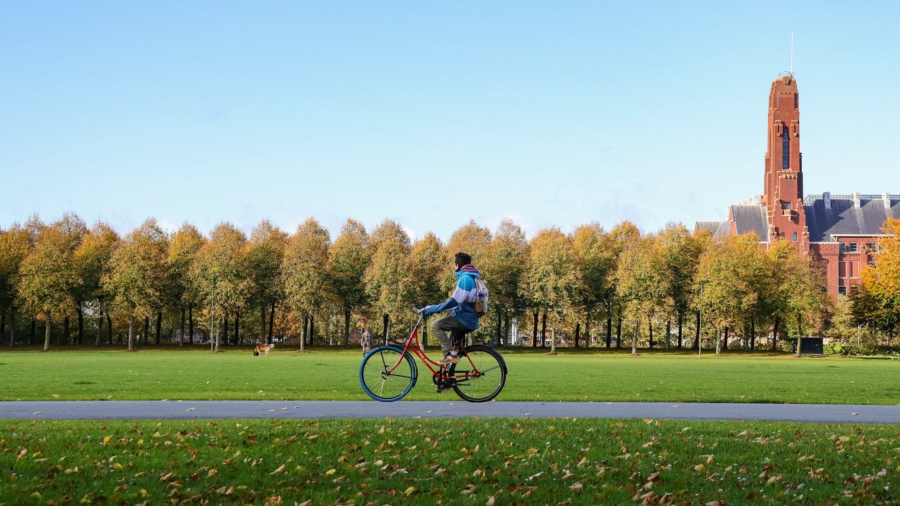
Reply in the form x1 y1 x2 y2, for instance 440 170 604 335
2 401 900 423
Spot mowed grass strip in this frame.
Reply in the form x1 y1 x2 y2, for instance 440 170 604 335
0 347 898 403
2 418 898 505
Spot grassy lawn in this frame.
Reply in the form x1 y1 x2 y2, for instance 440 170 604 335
2 417 898 505
0 346 898 404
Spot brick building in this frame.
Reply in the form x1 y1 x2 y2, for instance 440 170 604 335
697 75 900 297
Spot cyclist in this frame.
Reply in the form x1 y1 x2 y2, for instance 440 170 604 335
422 252 481 365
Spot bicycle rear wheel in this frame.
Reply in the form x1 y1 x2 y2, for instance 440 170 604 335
359 345 417 402
449 344 506 402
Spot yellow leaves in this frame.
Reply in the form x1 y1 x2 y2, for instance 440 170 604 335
17 448 27 459
64 466 80 474
324 469 336 476
297 501 312 506
308 434 319 441
577 457 589 467
215 486 235 495
102 435 111 445
404 486 416 496
569 482 583 491
112 462 123 471
159 472 173 481
486 496 497 505
269 464 285 475
207 468 218 477
561 470 575 480
693 464 706 472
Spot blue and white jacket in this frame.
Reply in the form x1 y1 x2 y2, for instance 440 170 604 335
425 264 481 331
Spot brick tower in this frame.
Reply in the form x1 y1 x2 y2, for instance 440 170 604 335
762 75 809 250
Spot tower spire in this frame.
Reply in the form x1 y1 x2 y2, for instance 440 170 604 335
790 32 794 76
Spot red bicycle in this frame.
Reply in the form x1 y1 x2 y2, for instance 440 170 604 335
358 309 507 402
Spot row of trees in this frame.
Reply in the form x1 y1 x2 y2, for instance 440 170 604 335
1 214 897 353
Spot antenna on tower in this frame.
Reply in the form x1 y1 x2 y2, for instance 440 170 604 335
790 32 794 77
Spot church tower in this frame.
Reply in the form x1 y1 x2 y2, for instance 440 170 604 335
763 75 809 250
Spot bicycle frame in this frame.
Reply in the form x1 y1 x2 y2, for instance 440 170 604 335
385 315 483 384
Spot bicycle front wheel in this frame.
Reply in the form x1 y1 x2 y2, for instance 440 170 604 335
449 344 507 402
359 345 417 402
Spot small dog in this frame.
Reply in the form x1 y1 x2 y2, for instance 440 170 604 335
253 343 275 356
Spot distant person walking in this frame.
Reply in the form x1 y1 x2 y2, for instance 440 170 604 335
361 326 372 356
115 333 123 345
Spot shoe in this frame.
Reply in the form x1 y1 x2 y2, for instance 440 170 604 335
437 355 459 365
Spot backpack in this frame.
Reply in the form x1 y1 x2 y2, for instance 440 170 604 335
472 277 489 317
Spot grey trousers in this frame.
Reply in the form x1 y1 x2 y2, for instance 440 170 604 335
431 315 470 356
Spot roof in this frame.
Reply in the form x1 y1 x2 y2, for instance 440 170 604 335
729 205 769 242
805 196 900 242
695 221 723 234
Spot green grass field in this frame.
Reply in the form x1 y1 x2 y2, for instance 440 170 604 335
2 417 898 505
1 346 898 404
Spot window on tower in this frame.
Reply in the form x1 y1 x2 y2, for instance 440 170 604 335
782 129 790 169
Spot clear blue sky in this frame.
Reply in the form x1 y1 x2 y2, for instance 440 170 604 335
2 1 899 241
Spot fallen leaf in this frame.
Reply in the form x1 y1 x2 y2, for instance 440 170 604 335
487 496 496 505
207 468 218 477
269 464 285 475
569 482 583 490
405 486 416 496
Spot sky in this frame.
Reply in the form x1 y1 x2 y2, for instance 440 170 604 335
2 1 900 241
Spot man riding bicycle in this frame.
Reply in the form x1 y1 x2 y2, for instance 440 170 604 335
422 252 481 365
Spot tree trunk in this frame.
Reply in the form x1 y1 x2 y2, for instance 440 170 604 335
7 307 14 347
128 315 135 351
223 313 229 345
772 317 780 351
695 312 701 350
750 317 755 350
540 313 548 347
309 315 314 346
666 320 671 350
723 326 728 350
155 310 162 345
550 327 557 354
606 313 612 348
188 303 194 345
30 318 36 345
532 311 539 348
180 307 186 347
77 305 84 345
62 315 69 345
43 316 51 351
343 308 351 346
299 310 307 353
631 321 638 355
261 304 268 344
677 312 683 349
268 300 276 344
0 311 4 342
574 322 580 348
96 314 103 346
503 313 510 347
796 313 803 357
648 319 654 348
235 311 241 345
143 316 149 345
106 313 113 344
716 327 723 355
616 318 622 348
301 312 308 345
